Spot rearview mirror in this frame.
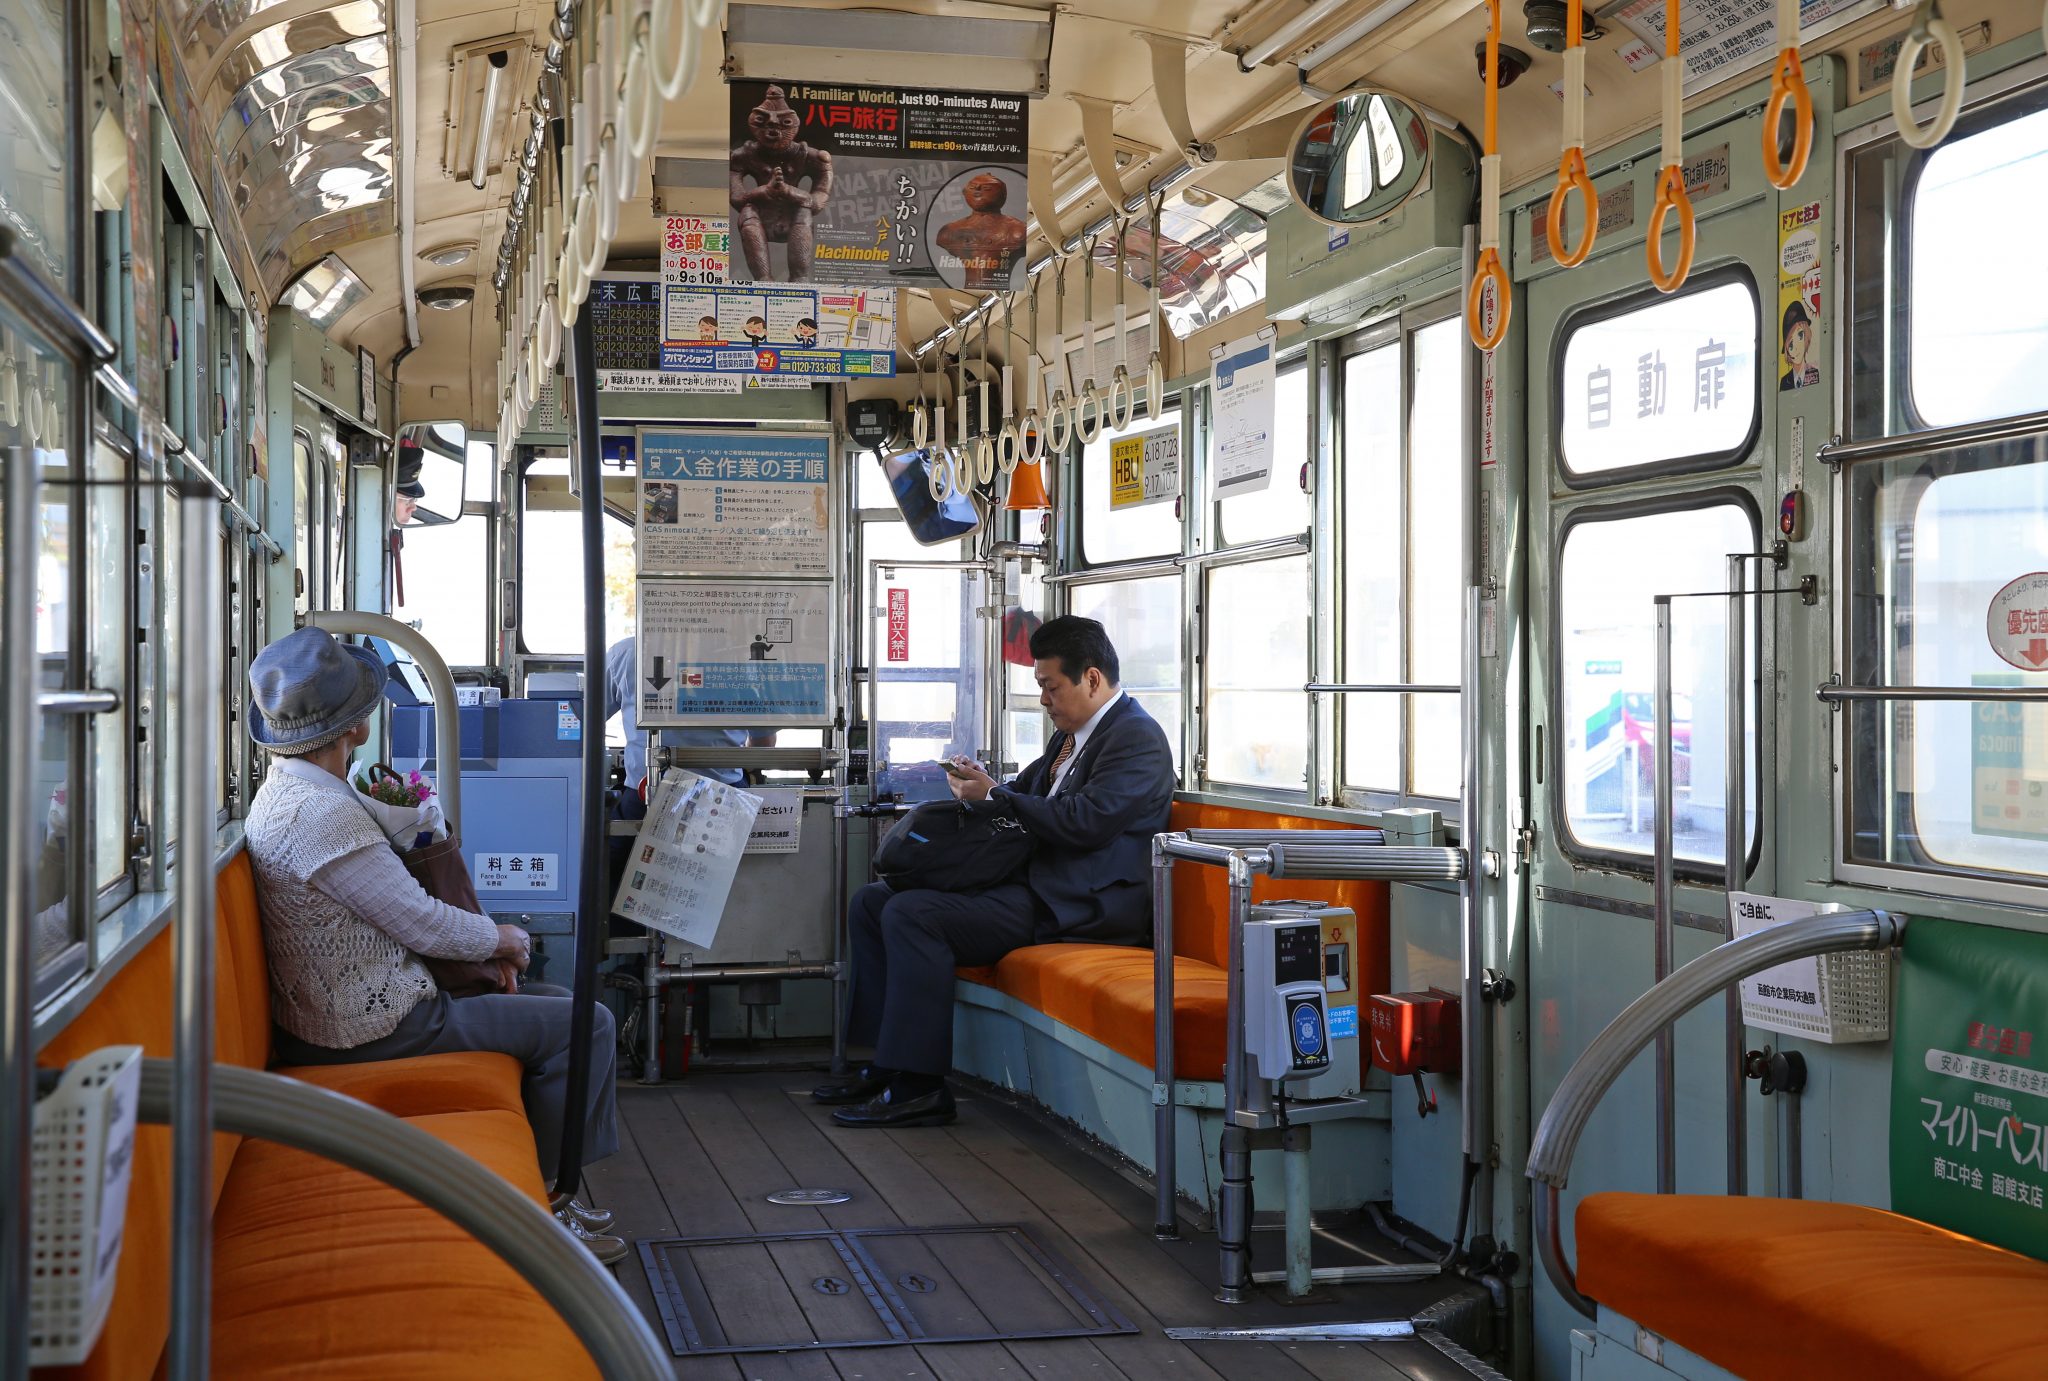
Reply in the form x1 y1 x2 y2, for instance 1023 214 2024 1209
1286 89 1432 228
396 420 467 526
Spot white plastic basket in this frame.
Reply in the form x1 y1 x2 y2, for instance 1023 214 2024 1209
1730 894 1892 1044
30 1045 143 1366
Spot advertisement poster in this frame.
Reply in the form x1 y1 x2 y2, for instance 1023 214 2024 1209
1109 422 1181 510
1891 917 2048 1260
1777 201 1824 393
587 275 800 394
1210 329 1276 496
726 79 1029 288
637 580 833 727
612 770 761 949
638 430 831 577
659 214 897 381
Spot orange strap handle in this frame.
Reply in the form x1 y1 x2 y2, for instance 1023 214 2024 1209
1468 0 1511 350
1646 0 1696 293
1547 0 1598 266
1762 0 1814 189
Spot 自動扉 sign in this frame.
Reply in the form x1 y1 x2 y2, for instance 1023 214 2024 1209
637 430 831 578
1891 917 2048 1260
1108 423 1181 511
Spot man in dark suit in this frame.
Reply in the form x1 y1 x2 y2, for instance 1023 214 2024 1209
817 616 1175 1127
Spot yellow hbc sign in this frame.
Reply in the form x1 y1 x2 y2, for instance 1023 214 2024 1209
1108 424 1180 511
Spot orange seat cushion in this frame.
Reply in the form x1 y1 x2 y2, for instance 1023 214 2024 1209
952 802 1389 1084
1577 1192 2048 1380
279 1051 528 1121
968 944 1229 1082
208 1108 597 1378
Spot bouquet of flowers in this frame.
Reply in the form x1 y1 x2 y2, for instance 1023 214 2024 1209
350 764 448 849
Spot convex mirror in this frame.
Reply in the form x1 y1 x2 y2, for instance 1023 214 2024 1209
1287 89 1432 227
878 448 985 546
395 420 467 526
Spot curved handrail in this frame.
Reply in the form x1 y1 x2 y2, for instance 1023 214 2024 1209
306 610 462 832
1525 908 1907 1315
135 1061 670 1379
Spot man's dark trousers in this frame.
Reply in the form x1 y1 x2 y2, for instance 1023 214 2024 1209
845 880 1046 1076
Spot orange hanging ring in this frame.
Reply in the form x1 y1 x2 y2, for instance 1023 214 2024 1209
1762 48 1814 189
1466 247 1512 352
1547 148 1598 268
1646 165 1696 293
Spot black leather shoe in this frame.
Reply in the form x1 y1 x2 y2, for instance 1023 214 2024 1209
811 1068 889 1105
830 1084 957 1128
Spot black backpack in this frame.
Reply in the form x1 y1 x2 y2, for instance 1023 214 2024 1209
872 800 1034 894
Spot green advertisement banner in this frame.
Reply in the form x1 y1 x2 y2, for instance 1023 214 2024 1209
1890 917 2048 1259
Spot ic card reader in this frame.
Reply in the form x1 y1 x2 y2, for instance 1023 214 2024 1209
1244 914 1332 1081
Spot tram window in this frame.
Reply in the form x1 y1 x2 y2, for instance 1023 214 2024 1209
1555 501 1757 866
1339 316 1466 802
401 517 490 667
1080 402 1182 565
292 435 312 614
22 437 81 971
518 456 635 655
1218 362 1310 545
1556 275 1760 482
0 1 77 295
1909 105 2048 427
1203 555 1309 792
1845 445 2048 885
1069 575 1182 771
466 438 497 503
1006 566 1048 770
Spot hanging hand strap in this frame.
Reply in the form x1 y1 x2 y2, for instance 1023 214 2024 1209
1466 0 1512 350
1891 0 1965 150
1762 0 1814 188
1646 0 1696 293
1546 0 1599 267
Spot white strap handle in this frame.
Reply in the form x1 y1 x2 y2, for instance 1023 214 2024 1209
1892 2 1965 150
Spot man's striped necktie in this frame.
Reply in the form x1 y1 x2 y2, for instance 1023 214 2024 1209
1046 734 1075 791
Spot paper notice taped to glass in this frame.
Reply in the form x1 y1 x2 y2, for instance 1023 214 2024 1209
613 770 763 949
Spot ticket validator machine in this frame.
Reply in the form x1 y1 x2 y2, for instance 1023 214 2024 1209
1245 911 1333 1083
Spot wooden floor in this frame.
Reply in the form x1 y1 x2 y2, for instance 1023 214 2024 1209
584 1071 1482 1381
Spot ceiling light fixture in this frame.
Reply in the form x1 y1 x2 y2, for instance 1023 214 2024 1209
420 241 477 267
471 48 509 190
418 284 476 311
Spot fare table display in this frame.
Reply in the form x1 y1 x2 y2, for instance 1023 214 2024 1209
634 428 835 729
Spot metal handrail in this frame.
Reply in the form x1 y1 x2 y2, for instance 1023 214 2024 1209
1818 683 2048 703
1816 408 2048 467
0 225 118 365
1524 908 1907 1316
1 450 39 1373
133 1062 671 1378
305 612 462 832
1304 683 1460 694
1184 827 1385 846
1267 843 1466 881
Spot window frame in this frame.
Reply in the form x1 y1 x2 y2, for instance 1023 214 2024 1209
1548 485 1762 879
1549 264 1765 489
1197 546 1313 800
1833 433 2048 907
1073 391 1186 570
1875 69 2048 437
1331 304 1471 811
1061 565 1188 784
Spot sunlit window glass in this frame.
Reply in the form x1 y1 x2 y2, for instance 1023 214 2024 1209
1081 404 1181 565
1341 343 1401 791
1408 320 1465 798
1220 363 1310 544
1205 555 1309 790
1557 504 1756 863
1910 106 2048 426
1559 279 1758 478
1070 576 1182 771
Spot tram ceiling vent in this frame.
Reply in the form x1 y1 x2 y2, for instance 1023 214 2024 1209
723 2 1056 97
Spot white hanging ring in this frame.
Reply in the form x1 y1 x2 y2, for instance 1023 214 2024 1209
1019 408 1046 465
1046 390 1073 453
574 180 602 278
514 349 533 415
0 360 18 429
973 435 996 486
1073 385 1104 445
622 36 658 159
1106 367 1135 430
1145 354 1165 419
540 297 561 369
23 379 43 445
997 422 1022 474
1892 8 1965 150
652 0 699 102
597 130 623 237
926 446 955 502
911 399 929 451
689 0 722 25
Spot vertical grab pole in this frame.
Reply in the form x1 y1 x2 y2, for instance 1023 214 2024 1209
1460 586 1486 1170
1 451 40 1377
1652 596 1677 1195
1216 850 1254 1302
553 294 607 1201
169 489 222 1381
1723 555 1748 1196
830 805 852 1075
1151 838 1178 1239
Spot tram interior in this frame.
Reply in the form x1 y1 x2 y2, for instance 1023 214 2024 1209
8 0 2048 1378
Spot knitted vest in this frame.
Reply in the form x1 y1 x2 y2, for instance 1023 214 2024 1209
245 768 436 1049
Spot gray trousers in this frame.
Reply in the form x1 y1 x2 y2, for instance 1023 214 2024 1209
274 984 619 1183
